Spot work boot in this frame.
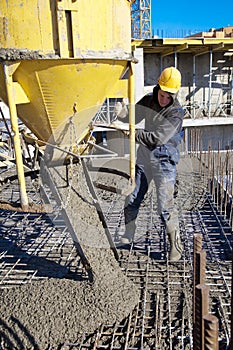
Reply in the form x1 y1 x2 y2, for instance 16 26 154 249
120 220 136 245
167 229 183 261
165 210 183 261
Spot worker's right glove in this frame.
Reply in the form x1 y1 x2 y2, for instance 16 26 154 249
121 129 130 136
113 100 128 120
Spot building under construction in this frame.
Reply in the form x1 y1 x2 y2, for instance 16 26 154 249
0 1 232 349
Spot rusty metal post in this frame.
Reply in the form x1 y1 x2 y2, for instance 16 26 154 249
207 146 211 193
199 148 202 174
211 154 215 203
220 159 224 215
230 170 233 228
203 314 219 350
194 284 210 350
194 251 207 335
216 144 220 209
193 234 203 268
223 151 229 219
196 250 207 286
231 245 233 350
193 234 203 323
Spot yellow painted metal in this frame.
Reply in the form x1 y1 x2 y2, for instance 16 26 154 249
132 38 233 55
128 63 135 184
0 0 135 210
12 82 30 105
0 0 133 145
107 79 129 99
0 59 129 143
0 0 132 59
72 0 131 57
3 62 29 209
132 38 233 46
0 0 53 53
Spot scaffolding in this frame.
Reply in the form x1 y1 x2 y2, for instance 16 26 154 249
131 0 152 39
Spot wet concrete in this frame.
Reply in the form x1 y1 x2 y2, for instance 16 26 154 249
0 48 58 60
1 273 138 349
0 161 139 349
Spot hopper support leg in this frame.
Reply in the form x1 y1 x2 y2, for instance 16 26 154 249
3 62 29 210
81 158 119 261
129 61 136 187
40 159 93 282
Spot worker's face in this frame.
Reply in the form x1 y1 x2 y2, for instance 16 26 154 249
158 89 172 107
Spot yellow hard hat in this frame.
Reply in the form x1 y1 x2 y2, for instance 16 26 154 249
158 67 181 94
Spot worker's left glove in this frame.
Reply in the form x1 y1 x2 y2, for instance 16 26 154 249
121 129 130 136
113 100 128 120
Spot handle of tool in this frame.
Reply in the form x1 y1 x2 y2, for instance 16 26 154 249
93 123 129 132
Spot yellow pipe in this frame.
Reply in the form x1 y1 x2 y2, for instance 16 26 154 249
3 62 28 210
129 62 135 184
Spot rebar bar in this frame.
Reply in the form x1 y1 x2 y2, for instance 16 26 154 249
193 234 203 324
194 284 210 350
0 153 232 349
203 314 219 350
194 250 207 325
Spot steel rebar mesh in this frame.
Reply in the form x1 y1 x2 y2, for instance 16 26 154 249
0 154 232 349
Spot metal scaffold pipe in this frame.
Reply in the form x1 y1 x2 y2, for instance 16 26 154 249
193 234 203 324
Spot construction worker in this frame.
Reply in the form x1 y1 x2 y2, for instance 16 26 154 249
118 66 184 261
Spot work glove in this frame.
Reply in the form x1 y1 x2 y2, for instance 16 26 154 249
112 100 128 121
121 129 130 136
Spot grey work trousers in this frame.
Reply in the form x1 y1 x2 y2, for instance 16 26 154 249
124 146 178 237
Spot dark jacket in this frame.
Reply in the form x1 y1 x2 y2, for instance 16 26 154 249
135 85 184 164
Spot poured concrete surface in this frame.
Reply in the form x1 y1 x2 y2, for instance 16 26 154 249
0 162 139 349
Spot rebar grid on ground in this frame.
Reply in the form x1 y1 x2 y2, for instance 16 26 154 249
0 157 232 349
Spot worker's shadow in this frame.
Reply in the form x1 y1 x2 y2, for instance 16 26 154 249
117 238 165 260
0 211 86 281
0 316 40 350
0 211 87 350
0 234 69 278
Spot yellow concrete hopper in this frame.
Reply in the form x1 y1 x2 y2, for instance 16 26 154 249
0 0 135 208
0 59 130 143
0 0 134 143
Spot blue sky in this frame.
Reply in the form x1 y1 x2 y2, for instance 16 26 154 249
151 0 233 37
